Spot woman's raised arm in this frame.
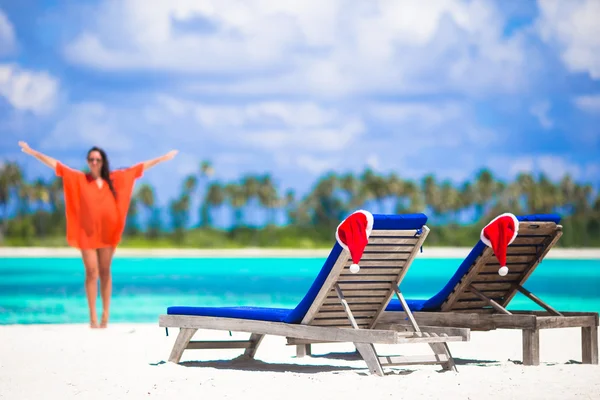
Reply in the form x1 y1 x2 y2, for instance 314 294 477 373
18 141 60 169
140 150 178 172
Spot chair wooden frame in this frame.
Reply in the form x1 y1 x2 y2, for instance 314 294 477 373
159 224 471 376
375 221 599 366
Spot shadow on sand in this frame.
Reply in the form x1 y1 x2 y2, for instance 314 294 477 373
180 358 360 374
150 352 576 374
310 351 502 367
151 352 411 375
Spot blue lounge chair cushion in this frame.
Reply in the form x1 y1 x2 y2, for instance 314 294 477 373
167 306 293 322
385 213 561 312
167 213 428 324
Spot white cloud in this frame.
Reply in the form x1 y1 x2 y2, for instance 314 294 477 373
213 152 261 179
368 102 464 128
488 154 599 182
241 123 364 153
535 155 583 180
171 151 201 176
506 158 535 177
152 96 366 153
295 154 340 175
573 95 600 113
537 0 600 79
0 64 59 114
366 101 498 148
0 9 15 55
530 101 553 129
41 102 134 152
63 0 529 97
153 96 342 128
31 91 592 199
366 154 380 170
37 96 367 176
142 96 504 178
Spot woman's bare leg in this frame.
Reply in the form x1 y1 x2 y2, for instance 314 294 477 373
81 249 100 328
97 247 115 328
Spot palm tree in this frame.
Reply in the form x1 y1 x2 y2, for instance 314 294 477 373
339 173 362 212
46 177 65 235
0 162 23 242
573 184 593 215
459 182 475 212
360 169 388 213
136 184 158 239
29 177 51 237
538 174 558 213
307 173 343 229
474 168 496 219
257 174 278 226
17 182 34 216
283 189 296 223
225 183 247 228
198 160 214 227
169 193 190 244
560 175 576 214
48 177 63 211
387 173 405 212
422 175 441 217
4 154 600 249
169 175 198 241
184 175 198 194
241 175 260 225
438 180 460 223
200 160 214 177
31 178 49 205
125 197 140 236
204 182 225 227
402 181 424 213
136 184 155 211
498 181 523 215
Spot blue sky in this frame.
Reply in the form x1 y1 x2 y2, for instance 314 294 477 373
1 0 599 207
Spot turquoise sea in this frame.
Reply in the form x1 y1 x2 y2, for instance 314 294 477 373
1 256 599 324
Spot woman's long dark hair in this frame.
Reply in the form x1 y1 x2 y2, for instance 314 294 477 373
88 146 117 199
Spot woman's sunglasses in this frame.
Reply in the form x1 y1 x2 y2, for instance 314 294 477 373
87 157 103 164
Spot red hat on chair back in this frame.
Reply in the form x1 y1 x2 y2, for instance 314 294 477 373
480 213 519 276
335 210 374 274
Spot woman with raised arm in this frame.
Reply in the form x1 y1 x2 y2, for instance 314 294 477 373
18 141 178 328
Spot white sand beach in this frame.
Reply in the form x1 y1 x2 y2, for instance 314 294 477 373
0 324 599 399
2 246 599 398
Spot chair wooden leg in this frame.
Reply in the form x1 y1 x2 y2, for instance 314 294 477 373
582 326 599 365
522 329 540 366
296 344 312 358
429 342 457 372
168 328 197 363
243 333 265 359
355 343 384 376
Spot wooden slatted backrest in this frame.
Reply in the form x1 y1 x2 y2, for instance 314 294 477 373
441 221 563 313
300 225 430 328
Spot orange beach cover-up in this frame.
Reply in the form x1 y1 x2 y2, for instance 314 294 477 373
56 162 144 250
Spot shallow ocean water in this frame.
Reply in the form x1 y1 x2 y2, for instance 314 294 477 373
1 256 599 324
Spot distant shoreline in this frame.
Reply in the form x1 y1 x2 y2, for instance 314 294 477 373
1 246 599 259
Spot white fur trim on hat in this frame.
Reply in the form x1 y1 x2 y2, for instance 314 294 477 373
335 209 374 251
480 212 520 248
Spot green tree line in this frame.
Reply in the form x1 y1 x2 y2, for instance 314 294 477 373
1 160 599 248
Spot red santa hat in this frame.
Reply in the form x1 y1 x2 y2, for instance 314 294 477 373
335 210 374 274
480 213 519 276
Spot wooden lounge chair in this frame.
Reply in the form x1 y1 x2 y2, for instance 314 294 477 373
159 213 470 376
378 214 599 366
